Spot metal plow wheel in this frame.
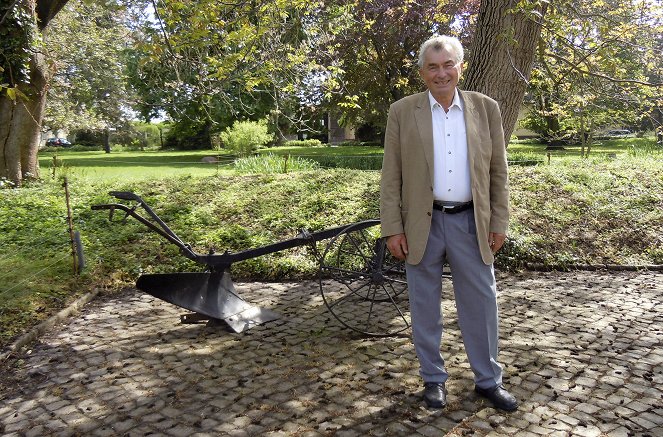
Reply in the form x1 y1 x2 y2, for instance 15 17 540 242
319 221 410 336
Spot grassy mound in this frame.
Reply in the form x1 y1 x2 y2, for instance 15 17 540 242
1 150 661 348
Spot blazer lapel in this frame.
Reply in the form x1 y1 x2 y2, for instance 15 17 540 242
414 92 435 185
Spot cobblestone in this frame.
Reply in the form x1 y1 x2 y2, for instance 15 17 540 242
1 270 661 436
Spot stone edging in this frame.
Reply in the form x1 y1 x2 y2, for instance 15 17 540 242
0 288 102 362
523 263 663 271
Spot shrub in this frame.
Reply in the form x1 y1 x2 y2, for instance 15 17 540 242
71 129 104 147
164 122 212 150
334 140 383 148
220 119 273 156
234 154 320 174
281 139 323 148
507 151 544 166
308 155 383 170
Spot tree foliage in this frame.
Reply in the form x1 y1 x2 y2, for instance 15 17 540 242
316 0 479 136
126 0 322 147
522 0 662 145
44 1 132 134
2 0 661 183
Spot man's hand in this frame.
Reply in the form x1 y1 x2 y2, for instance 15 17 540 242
489 232 506 254
386 233 409 260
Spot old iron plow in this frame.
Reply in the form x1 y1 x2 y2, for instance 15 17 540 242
93 191 410 336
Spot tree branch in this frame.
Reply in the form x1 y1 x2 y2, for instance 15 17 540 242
546 52 662 87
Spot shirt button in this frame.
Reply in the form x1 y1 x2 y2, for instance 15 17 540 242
448 151 452 154
449 170 452 173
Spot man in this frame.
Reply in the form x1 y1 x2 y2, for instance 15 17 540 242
380 35 517 411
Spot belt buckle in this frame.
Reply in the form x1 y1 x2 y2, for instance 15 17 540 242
442 205 455 213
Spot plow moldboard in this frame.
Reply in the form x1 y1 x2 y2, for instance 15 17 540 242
136 272 280 332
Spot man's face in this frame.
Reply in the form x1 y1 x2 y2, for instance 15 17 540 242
419 45 463 102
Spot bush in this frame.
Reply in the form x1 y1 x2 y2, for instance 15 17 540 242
164 122 212 150
220 119 273 156
355 123 383 142
281 139 323 148
334 140 383 148
307 155 383 170
507 151 544 166
69 123 165 150
71 129 104 147
234 154 320 174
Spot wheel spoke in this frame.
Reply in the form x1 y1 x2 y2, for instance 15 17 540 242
326 279 374 310
319 221 411 336
379 282 410 326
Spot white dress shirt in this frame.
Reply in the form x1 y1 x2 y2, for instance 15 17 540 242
429 90 472 203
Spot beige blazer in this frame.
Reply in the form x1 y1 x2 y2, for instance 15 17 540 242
380 90 509 265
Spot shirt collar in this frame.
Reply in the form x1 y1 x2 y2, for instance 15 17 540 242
428 89 463 112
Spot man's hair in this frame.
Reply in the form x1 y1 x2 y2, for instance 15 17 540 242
417 35 464 68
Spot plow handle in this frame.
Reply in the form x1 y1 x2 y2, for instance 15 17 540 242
109 191 142 202
92 194 199 262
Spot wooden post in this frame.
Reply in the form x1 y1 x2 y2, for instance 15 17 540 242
62 177 78 274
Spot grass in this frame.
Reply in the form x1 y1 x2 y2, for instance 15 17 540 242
234 154 320 173
1 138 661 350
38 149 236 181
508 137 656 160
258 144 385 170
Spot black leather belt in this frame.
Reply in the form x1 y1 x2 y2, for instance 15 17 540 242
433 200 473 214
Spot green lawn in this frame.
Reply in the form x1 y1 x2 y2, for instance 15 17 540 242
259 144 384 157
38 149 236 181
38 137 660 181
509 137 658 160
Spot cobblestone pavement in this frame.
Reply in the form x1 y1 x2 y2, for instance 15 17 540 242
1 270 661 436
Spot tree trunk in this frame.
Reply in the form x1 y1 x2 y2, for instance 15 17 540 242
21 53 49 179
0 96 22 183
0 54 49 185
103 128 111 153
1 0 69 186
463 0 548 144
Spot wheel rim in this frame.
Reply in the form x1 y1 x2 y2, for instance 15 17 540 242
319 221 410 336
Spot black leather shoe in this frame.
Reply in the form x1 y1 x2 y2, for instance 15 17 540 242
423 382 447 409
475 384 518 411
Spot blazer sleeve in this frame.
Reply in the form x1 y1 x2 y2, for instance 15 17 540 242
380 103 405 237
487 100 510 234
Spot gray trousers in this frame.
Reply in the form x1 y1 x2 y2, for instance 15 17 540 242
405 208 503 389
